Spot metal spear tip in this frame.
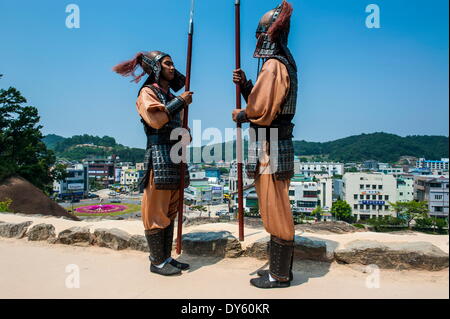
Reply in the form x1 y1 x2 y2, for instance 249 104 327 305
235 0 240 4
190 0 195 16
188 0 195 34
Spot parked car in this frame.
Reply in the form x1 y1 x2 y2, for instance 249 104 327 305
111 199 122 203
88 193 99 199
215 210 229 217
70 199 80 203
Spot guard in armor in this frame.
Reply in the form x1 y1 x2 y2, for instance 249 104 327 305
113 51 193 276
232 1 297 288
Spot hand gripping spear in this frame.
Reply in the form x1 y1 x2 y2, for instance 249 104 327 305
235 0 245 241
176 0 195 255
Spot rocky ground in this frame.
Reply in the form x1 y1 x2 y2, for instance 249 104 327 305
0 213 449 299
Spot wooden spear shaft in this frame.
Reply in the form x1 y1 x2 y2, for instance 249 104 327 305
235 0 244 241
176 0 195 255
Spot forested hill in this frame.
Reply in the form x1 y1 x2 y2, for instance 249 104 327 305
43 132 448 164
42 134 145 163
293 133 449 163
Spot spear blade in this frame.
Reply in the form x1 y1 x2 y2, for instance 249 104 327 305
189 0 195 35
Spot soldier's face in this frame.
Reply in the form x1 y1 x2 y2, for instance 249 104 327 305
160 56 175 81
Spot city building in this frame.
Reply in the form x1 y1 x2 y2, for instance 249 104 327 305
185 173 225 206
209 184 224 205
289 176 319 214
190 170 206 180
414 176 449 218
53 164 89 199
295 161 344 177
332 178 344 200
288 175 333 214
343 172 398 220
396 175 415 202
379 167 403 174
83 157 116 188
363 160 379 171
230 186 258 213
416 158 449 171
120 167 143 186
205 168 222 180
409 167 433 175
228 161 254 193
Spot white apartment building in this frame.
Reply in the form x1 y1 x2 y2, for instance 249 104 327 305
53 164 89 199
120 168 139 186
288 177 333 213
290 180 319 214
414 176 449 218
190 170 206 180
379 167 404 175
343 173 398 220
295 162 344 177
397 176 415 202
317 177 333 210
416 158 449 171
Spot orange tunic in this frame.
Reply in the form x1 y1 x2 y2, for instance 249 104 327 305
243 59 295 241
136 86 181 231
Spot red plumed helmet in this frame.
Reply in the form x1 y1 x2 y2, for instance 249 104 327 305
268 0 293 42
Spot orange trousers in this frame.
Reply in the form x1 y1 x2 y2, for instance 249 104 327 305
141 169 180 231
254 161 295 242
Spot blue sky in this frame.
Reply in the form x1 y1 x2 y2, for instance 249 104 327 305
0 0 448 149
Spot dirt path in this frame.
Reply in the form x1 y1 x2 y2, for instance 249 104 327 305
0 238 448 299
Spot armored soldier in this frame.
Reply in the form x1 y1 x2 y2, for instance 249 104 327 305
232 1 297 288
113 51 192 276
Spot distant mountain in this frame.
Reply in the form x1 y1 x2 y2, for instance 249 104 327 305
293 133 449 163
43 132 449 164
190 132 449 164
42 134 145 163
42 134 66 150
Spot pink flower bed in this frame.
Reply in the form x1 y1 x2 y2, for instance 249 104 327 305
75 204 127 214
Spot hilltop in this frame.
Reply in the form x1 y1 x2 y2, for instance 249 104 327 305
43 132 449 164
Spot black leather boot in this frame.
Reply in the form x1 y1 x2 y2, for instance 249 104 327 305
164 221 189 271
250 236 293 289
145 229 181 276
257 236 294 281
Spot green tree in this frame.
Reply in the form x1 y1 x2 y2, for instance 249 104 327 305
312 205 324 221
1 82 57 194
402 200 429 228
434 218 448 233
389 200 429 228
331 200 354 223
51 163 69 182
389 201 409 218
0 198 12 212
89 178 103 191
414 214 433 229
